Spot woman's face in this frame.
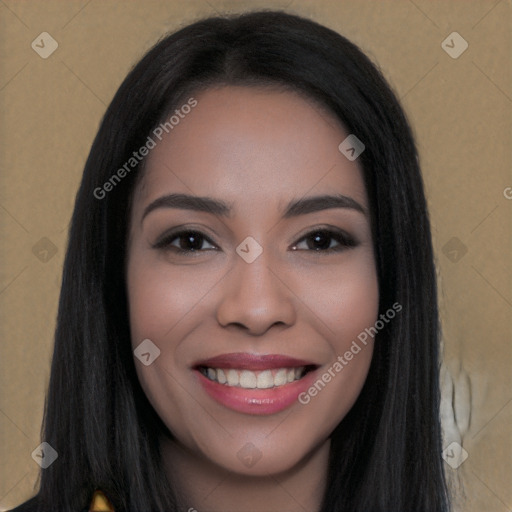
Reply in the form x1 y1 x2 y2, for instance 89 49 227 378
127 85 379 476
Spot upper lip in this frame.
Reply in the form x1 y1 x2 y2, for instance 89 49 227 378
193 353 317 371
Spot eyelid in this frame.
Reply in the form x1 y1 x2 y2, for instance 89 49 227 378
290 225 358 247
152 227 219 250
291 238 355 254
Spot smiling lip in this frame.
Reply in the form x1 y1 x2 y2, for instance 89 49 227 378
193 353 318 415
194 353 315 370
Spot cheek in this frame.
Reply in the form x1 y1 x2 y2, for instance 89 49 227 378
126 252 218 344
295 253 379 346
126 252 193 404
291 254 379 423
330 264 379 343
126 252 213 446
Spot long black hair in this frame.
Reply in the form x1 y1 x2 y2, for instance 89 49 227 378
13 10 450 512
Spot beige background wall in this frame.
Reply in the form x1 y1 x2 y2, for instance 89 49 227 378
1 1 510 510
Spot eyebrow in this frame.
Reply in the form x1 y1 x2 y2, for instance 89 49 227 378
141 192 366 224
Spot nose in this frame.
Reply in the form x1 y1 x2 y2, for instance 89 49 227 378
215 251 297 336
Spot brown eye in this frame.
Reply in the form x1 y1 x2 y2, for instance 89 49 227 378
291 229 357 252
153 230 218 254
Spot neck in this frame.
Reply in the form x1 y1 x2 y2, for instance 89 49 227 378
161 436 330 512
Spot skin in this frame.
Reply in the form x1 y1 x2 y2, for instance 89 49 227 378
126 85 379 512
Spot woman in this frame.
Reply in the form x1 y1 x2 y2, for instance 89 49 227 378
11 10 450 512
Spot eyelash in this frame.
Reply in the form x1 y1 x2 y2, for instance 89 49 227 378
152 228 358 255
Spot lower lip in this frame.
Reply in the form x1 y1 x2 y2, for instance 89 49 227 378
195 369 318 415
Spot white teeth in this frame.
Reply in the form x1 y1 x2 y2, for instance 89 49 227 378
227 369 239 386
239 370 257 389
201 366 307 389
217 369 227 384
256 370 274 389
274 369 288 386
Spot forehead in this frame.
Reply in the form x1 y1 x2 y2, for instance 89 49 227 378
133 85 368 212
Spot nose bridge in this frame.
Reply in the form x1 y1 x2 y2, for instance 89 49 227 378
237 247 277 294
215 244 296 332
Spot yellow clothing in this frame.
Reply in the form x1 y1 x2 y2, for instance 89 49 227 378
89 490 115 511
